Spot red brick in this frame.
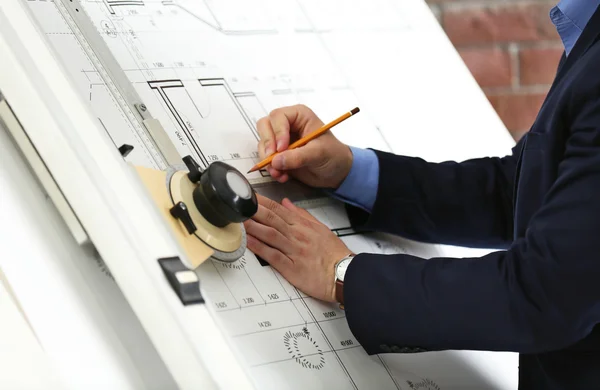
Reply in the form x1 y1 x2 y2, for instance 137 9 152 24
487 92 548 135
519 46 564 85
443 4 559 45
459 47 512 88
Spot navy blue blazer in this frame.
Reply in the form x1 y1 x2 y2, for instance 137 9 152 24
343 6 600 390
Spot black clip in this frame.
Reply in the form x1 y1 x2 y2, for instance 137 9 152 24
169 201 197 234
182 155 202 183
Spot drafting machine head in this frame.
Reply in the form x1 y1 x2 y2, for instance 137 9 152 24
135 154 258 267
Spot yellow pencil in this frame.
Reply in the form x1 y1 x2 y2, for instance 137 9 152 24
247 107 360 173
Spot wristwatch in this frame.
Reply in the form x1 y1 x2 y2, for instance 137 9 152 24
334 254 354 306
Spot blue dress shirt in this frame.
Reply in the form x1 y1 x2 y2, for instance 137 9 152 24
551 0 600 55
332 0 600 212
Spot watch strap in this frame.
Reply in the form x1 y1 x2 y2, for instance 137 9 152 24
335 279 344 306
334 253 354 308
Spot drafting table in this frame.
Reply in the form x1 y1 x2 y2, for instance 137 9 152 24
0 0 518 389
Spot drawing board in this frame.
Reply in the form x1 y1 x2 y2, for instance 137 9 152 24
15 0 518 388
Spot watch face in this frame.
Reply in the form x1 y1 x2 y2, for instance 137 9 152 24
335 258 352 282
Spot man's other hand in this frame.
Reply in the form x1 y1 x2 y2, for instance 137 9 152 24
244 194 351 303
256 104 353 189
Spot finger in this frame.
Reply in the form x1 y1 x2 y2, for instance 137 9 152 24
246 234 292 271
252 201 291 231
271 144 321 171
256 194 296 225
267 166 283 179
244 219 293 255
268 104 322 152
268 107 293 152
256 117 276 157
281 198 319 222
268 168 289 184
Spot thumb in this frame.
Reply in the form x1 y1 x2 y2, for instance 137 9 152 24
271 147 316 170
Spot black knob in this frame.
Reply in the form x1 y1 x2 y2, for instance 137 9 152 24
169 201 197 234
182 155 202 183
192 161 258 228
118 144 134 158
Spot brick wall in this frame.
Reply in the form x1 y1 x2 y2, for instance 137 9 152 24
426 0 564 141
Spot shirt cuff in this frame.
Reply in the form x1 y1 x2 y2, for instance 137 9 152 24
329 146 379 212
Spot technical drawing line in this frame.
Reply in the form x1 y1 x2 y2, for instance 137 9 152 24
200 0 221 29
233 91 268 117
290 298 309 325
185 89 205 119
103 0 144 15
250 346 361 369
161 0 277 35
233 90 268 119
161 0 220 31
232 322 309 338
243 267 267 305
233 92 255 98
215 295 301 312
209 260 242 310
214 295 304 314
108 1 144 5
212 293 347 315
271 269 290 294
234 91 269 135
273 269 295 301
148 80 208 166
113 22 147 76
378 356 403 390
198 78 260 139
293 288 358 388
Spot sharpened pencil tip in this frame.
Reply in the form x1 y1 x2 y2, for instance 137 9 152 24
350 107 360 115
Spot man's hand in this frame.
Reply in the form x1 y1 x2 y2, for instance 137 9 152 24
256 104 353 189
244 194 352 303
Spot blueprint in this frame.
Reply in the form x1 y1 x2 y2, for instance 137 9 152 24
25 0 517 388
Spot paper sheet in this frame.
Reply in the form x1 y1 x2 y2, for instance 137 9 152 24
25 0 518 388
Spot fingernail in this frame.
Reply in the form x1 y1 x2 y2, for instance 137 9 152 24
272 154 285 169
277 139 285 152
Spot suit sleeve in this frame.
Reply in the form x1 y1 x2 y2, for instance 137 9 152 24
344 78 600 355
345 143 522 249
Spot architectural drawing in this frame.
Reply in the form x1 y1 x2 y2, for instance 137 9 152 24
233 91 268 129
162 0 278 35
103 0 145 15
148 78 267 178
24 0 518 388
148 79 207 165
